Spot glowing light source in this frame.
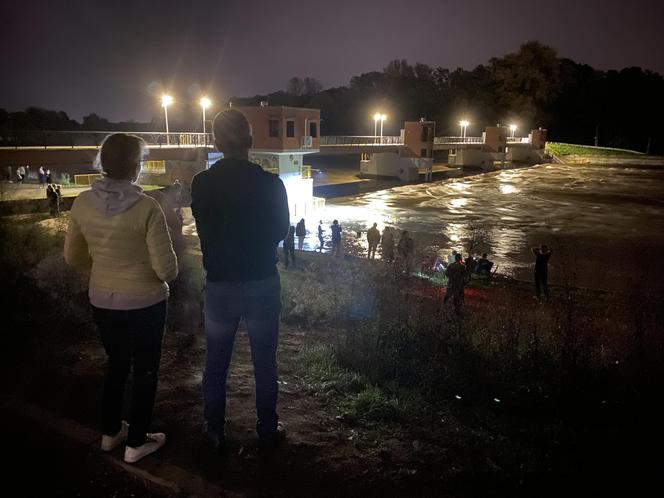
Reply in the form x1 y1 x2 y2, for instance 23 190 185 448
200 97 212 137
459 120 470 138
509 124 517 138
161 94 173 144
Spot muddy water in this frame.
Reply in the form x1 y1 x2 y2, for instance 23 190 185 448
321 164 664 291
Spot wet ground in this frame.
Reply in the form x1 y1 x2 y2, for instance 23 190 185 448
311 164 664 291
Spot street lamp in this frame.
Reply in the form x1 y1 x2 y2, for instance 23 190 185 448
509 124 517 138
161 94 173 144
200 97 211 141
379 114 387 143
373 113 381 140
459 120 470 139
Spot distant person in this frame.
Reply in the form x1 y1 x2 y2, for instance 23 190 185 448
331 220 342 257
283 226 296 268
444 253 468 310
366 222 380 260
397 231 414 273
532 244 552 300
447 249 458 266
381 226 395 263
38 166 46 187
191 109 290 450
46 168 52 184
295 218 306 250
153 187 184 261
477 253 494 276
46 183 62 216
16 165 26 183
317 220 325 252
64 133 178 463
465 254 477 275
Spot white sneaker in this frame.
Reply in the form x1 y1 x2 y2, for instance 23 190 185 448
100 421 129 451
124 433 166 463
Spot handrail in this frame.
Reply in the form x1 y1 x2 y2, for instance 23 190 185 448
320 136 403 146
0 130 213 148
433 136 483 144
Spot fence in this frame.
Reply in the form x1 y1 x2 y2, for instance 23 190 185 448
74 173 103 186
142 160 166 174
300 165 312 179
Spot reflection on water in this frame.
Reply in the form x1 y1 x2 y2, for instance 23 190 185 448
321 164 664 291
183 164 664 291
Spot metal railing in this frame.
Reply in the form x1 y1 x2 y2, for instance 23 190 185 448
0 130 213 148
433 136 484 144
320 135 403 146
300 165 312 179
142 160 166 174
506 137 531 144
74 173 103 186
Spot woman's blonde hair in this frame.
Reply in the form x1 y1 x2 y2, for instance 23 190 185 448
96 133 147 180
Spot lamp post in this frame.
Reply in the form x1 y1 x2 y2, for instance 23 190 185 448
380 114 386 143
200 97 211 144
373 113 381 142
459 120 469 139
161 94 173 145
509 124 517 138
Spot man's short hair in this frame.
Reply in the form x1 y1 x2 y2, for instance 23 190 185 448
455 253 462 261
213 109 252 150
98 133 146 180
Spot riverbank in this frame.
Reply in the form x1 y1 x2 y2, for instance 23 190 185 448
1 214 662 496
546 142 664 166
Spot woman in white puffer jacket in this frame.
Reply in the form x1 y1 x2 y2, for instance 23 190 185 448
65 133 178 463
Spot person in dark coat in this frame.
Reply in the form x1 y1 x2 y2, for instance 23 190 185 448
532 244 552 300
477 253 494 276
397 231 414 273
444 252 468 310
283 226 296 268
381 226 395 263
191 109 290 449
317 220 324 253
366 222 380 260
295 218 306 250
330 220 342 257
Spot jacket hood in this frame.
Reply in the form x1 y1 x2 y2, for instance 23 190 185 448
90 177 146 216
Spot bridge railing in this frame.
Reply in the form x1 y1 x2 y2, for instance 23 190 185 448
320 135 403 146
0 130 213 148
506 137 531 144
433 136 484 144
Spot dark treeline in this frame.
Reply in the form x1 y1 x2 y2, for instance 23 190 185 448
2 42 663 153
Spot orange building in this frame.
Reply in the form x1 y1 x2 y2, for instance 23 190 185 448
235 105 320 152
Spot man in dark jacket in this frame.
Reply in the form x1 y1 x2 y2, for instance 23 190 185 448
366 222 380 260
444 253 468 310
295 218 306 250
532 244 552 300
191 109 290 449
283 226 296 268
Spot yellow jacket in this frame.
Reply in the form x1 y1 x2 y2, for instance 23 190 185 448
65 180 178 310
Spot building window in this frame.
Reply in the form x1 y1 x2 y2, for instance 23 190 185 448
421 125 432 142
269 119 279 137
421 148 428 158
286 120 295 138
309 121 318 138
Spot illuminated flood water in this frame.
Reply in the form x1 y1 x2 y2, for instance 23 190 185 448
183 163 664 292
319 164 664 291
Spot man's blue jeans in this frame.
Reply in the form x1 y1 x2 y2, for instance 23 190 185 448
202 273 281 437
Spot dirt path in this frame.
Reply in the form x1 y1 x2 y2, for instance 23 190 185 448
3 314 427 497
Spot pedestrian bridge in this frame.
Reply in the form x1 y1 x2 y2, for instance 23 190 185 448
0 130 535 166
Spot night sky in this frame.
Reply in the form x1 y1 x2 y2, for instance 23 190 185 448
2 0 663 122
